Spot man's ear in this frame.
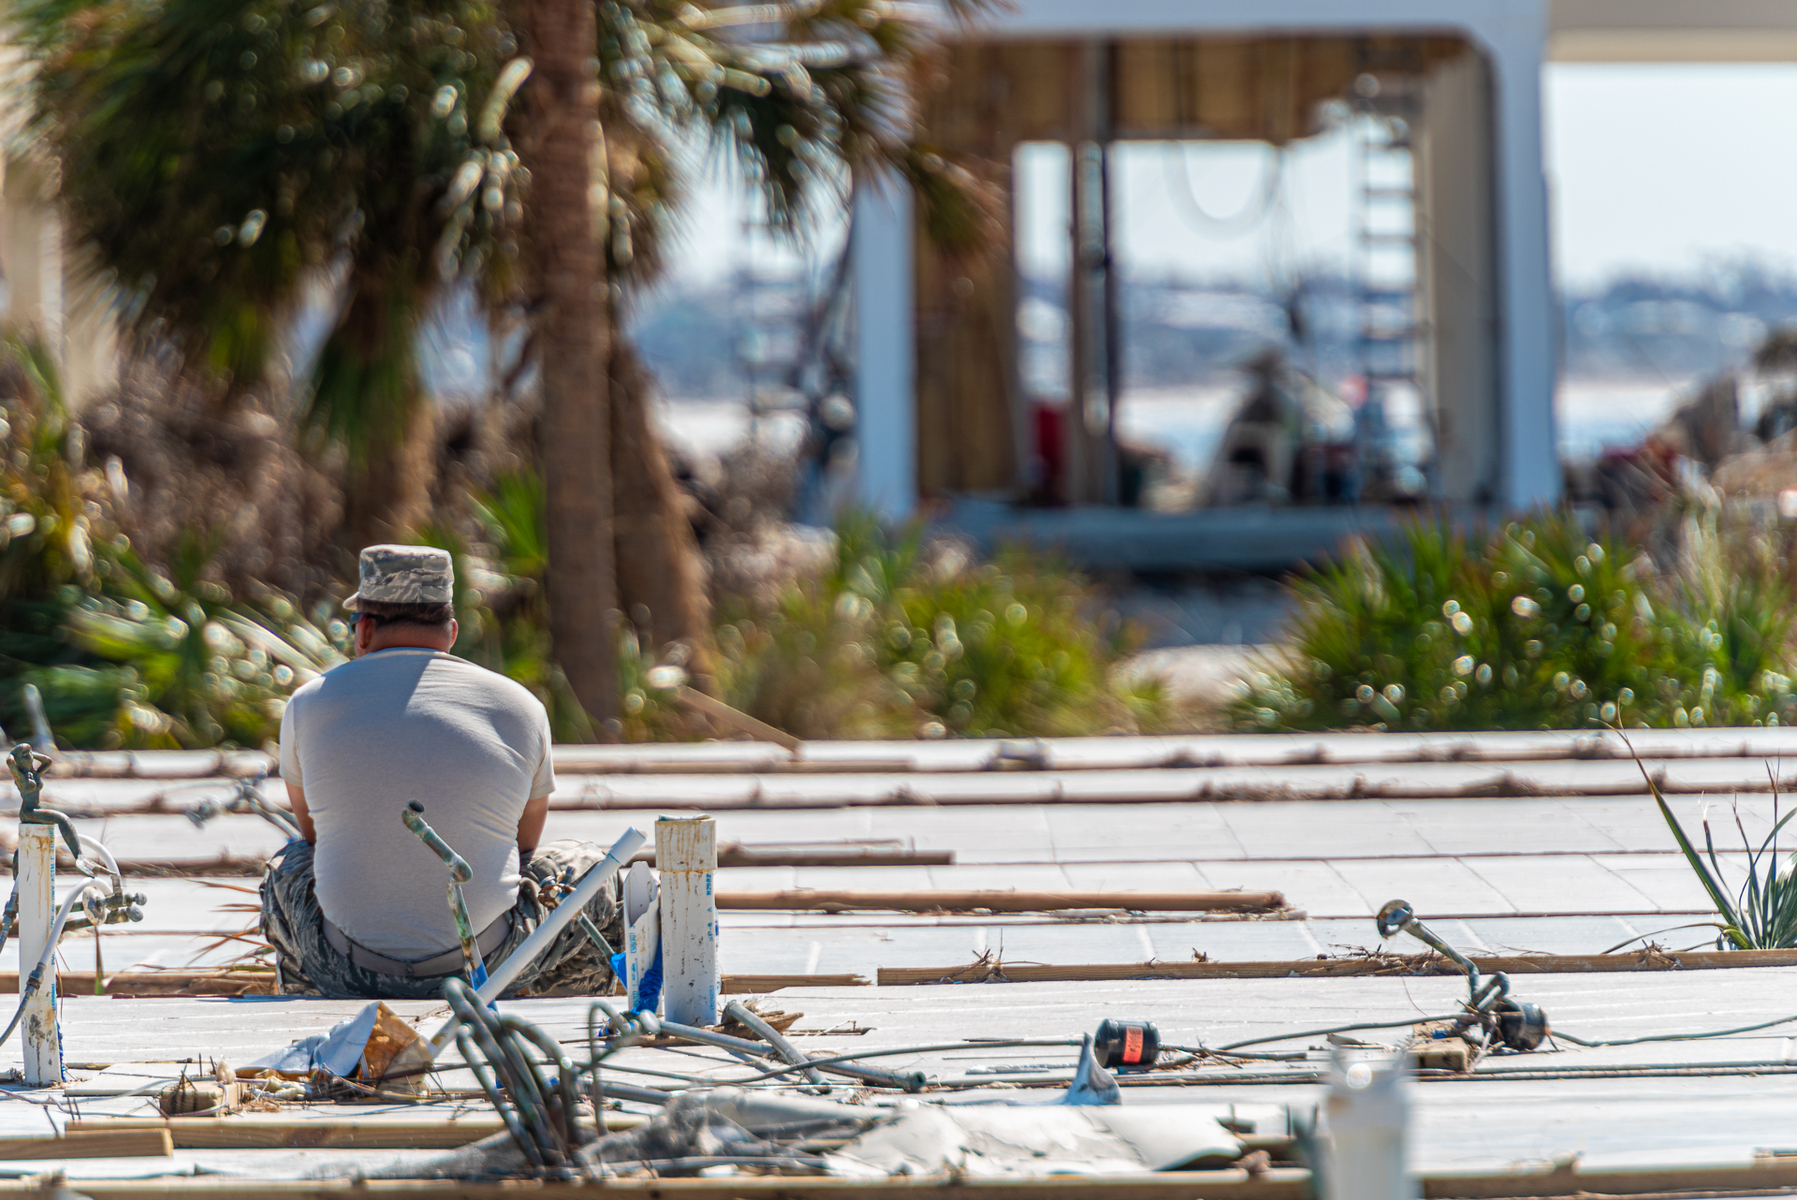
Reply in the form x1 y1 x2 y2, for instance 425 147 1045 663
447 617 459 646
353 614 374 656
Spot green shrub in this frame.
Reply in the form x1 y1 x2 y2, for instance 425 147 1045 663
42 540 344 749
717 513 1167 740
1236 510 1797 732
0 335 340 750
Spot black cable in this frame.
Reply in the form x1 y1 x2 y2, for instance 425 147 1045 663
1214 1015 1470 1053
681 1039 1088 1086
1552 1011 1797 1048
1167 1045 1307 1062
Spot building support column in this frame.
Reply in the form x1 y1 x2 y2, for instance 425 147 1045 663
1484 27 1560 509
852 174 917 522
1066 41 1119 505
1415 50 1500 505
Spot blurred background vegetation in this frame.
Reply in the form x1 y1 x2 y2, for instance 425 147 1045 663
0 332 1170 749
11 309 1797 748
1234 505 1797 733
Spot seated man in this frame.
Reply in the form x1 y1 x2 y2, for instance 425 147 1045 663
260 544 622 999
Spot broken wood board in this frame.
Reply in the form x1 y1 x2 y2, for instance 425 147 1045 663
0 1130 172 1159
724 973 869 992
876 947 1797 984
530 757 1797 809
717 890 1287 914
0 1174 1312 1198
0 969 867 998
66 842 955 878
17 727 1797 791
35 1155 1797 1199
0 970 275 996
66 1115 635 1149
545 727 1797 773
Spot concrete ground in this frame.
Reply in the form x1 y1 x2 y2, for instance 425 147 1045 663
0 736 1791 1183
19 791 1746 976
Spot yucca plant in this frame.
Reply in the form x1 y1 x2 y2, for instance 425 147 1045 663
1630 742 1797 950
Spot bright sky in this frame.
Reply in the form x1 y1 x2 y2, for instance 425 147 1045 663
1546 64 1797 287
663 64 1797 293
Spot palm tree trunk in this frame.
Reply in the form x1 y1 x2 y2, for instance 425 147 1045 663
315 275 437 552
520 0 618 732
343 401 436 550
608 300 717 694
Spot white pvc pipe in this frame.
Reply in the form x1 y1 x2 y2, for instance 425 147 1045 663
424 826 645 1056
36 878 105 975
656 815 719 1026
1324 1051 1416 1200
16 825 60 1084
75 834 118 878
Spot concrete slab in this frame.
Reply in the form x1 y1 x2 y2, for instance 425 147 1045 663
1455 914 1647 956
1590 856 1719 915
1460 854 1660 914
1384 798 1631 855
1217 802 1440 858
1328 857 1516 916
1196 860 1369 917
1057 861 1207 890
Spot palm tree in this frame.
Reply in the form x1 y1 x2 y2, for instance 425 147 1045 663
585 0 1001 686
14 0 530 551
13 0 997 734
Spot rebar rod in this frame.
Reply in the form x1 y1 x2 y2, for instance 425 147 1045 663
403 803 487 987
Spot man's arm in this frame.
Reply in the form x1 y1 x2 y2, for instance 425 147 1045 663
285 782 317 844
518 795 548 854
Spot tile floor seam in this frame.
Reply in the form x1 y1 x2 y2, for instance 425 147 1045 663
1386 798 1449 857
1449 856 1524 917
1555 797 1634 853
1582 852 1667 913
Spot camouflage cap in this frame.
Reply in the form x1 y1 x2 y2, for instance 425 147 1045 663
344 544 453 611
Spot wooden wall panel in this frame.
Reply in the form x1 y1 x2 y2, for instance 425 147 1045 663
914 185 1018 497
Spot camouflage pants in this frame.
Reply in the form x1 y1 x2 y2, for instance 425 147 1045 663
260 839 624 1000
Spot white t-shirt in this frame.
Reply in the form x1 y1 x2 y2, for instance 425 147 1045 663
278 648 556 959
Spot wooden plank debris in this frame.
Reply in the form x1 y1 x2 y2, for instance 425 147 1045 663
723 973 870 992
45 943 1797 998
0 1171 1312 1198
545 727 1797 775
718 890 1287 914
876 947 1797 984
673 687 804 751
19 728 1797 788
54 842 954 879
0 970 276 996
0 969 867 997
65 1115 636 1149
37 1155 1797 1200
0 1129 172 1159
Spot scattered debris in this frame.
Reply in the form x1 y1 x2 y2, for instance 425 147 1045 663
827 1105 1246 1177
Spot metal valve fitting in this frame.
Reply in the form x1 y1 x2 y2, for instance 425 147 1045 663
1375 898 1548 1051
